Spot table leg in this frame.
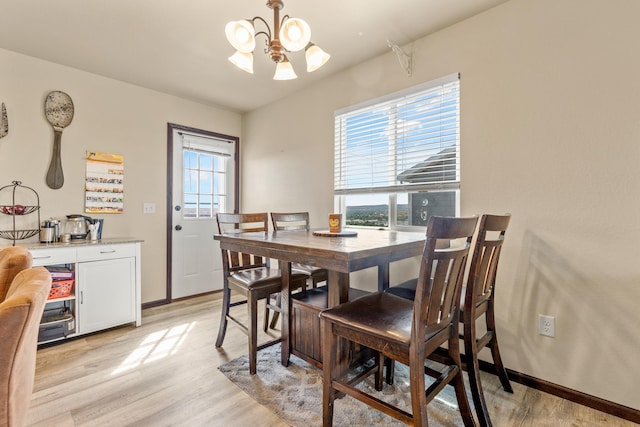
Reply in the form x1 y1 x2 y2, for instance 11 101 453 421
327 270 349 306
327 270 350 372
377 261 390 291
280 260 292 367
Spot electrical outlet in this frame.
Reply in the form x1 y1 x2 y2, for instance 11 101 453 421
538 314 555 337
143 202 156 214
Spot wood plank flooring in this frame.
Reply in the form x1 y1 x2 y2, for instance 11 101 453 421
28 293 635 426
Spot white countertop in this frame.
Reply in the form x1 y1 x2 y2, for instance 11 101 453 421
1 237 143 250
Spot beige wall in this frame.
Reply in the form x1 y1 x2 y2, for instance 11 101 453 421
0 48 242 303
242 0 640 411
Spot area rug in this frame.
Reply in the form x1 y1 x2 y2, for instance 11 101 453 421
218 346 469 427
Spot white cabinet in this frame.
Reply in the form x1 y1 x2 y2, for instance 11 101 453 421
29 239 142 344
77 256 135 334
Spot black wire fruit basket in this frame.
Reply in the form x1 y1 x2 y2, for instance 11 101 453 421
0 181 41 245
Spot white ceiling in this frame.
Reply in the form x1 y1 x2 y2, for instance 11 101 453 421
0 0 507 113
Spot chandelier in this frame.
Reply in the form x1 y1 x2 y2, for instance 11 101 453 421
225 0 330 80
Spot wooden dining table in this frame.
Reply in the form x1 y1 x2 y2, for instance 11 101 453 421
214 227 427 367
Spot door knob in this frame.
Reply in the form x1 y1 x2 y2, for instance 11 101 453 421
175 205 181 211
175 225 182 231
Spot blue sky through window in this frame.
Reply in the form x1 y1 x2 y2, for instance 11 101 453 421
335 78 459 208
341 86 458 193
183 150 227 217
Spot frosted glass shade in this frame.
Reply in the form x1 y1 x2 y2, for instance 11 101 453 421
305 44 330 72
273 59 297 80
228 51 254 74
225 20 256 53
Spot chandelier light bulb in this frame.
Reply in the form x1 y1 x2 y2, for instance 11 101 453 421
236 28 251 44
288 26 301 41
280 18 311 52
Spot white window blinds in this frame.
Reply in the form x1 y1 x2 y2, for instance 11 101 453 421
334 73 460 195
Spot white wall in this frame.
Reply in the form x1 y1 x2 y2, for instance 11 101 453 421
241 0 640 411
0 48 242 303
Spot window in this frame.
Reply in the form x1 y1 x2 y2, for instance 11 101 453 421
182 134 233 218
334 73 460 229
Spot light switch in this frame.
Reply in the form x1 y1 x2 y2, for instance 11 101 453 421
143 203 156 214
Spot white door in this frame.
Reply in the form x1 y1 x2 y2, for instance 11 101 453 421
171 129 237 299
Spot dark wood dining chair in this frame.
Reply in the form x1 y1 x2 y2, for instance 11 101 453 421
319 215 478 427
215 212 307 374
385 213 512 427
265 212 329 330
270 212 328 288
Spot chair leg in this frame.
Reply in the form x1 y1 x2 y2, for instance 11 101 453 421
263 296 270 332
485 306 513 393
464 319 492 427
374 352 383 391
215 283 231 347
248 292 258 375
409 353 429 427
384 356 395 385
321 320 338 427
263 293 281 332
450 332 477 427
269 293 281 329
269 310 280 330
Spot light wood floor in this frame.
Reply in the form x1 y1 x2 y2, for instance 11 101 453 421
28 293 634 427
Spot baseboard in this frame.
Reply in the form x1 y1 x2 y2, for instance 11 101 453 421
141 298 170 310
477 360 640 424
141 290 221 310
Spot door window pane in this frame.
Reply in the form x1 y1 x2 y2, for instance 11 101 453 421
184 194 197 218
200 154 213 171
199 195 213 218
199 171 213 193
183 148 227 219
184 169 198 193
213 171 225 194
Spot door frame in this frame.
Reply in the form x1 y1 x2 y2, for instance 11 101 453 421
162 122 239 306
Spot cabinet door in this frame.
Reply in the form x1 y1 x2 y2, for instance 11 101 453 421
77 257 135 334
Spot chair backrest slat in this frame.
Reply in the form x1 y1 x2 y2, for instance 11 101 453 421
271 212 310 231
414 216 477 338
216 212 269 272
467 214 511 308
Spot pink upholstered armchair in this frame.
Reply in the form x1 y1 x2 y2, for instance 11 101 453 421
0 247 32 301
0 267 52 427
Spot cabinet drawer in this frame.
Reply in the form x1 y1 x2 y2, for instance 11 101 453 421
30 248 77 266
76 243 135 261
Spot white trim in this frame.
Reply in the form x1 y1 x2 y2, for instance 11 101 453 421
334 72 459 117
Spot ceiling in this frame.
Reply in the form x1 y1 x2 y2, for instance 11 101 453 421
0 0 508 113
